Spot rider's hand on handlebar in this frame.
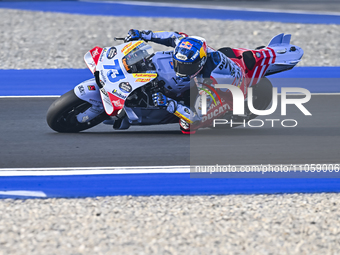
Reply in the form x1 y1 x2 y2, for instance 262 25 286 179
124 29 141 42
152 92 168 107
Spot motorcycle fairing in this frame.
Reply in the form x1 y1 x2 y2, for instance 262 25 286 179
74 78 102 104
84 46 103 74
84 40 158 116
229 33 303 87
73 78 105 123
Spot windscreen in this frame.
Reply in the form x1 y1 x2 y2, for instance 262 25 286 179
124 42 154 66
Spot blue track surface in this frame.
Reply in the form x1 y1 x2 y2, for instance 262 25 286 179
0 1 340 24
0 69 92 96
1 67 339 96
1 174 340 198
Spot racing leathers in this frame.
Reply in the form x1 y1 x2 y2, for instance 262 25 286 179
127 30 244 125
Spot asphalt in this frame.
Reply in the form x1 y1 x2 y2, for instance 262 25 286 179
0 94 339 168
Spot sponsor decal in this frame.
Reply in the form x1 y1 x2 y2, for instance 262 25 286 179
180 41 193 50
107 47 117 59
100 88 113 114
112 99 123 108
91 48 99 58
135 78 151 83
202 103 229 123
174 111 193 124
230 65 236 77
184 108 190 114
87 85 96 91
169 61 174 69
218 55 229 70
99 48 107 62
100 70 107 83
89 47 103 65
176 53 187 61
191 51 199 60
121 41 143 55
104 59 126 83
132 73 157 78
100 88 108 97
112 89 127 99
121 42 132 53
119 82 132 93
78 85 85 95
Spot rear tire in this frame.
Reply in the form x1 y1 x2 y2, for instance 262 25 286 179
247 77 273 120
212 77 273 129
46 90 108 133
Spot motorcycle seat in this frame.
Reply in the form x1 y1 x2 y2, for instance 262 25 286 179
218 47 237 59
218 47 256 71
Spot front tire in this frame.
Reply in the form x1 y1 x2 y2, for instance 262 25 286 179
46 90 108 133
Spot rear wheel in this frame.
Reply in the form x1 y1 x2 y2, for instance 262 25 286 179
247 77 273 120
46 90 108 133
213 77 273 129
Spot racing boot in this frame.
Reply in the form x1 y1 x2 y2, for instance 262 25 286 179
152 92 200 134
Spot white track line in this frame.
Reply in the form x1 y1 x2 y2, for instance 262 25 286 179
0 166 191 176
0 164 338 176
0 190 47 197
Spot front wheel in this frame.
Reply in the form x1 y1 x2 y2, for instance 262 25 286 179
46 90 108 133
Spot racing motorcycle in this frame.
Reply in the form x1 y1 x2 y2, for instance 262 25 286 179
46 33 303 134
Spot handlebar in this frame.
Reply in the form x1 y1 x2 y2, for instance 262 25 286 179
114 37 125 41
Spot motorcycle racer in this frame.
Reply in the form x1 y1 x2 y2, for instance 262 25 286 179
124 29 245 131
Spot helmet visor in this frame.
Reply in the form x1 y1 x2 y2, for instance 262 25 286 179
173 58 201 78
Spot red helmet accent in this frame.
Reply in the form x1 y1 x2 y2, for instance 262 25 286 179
202 41 207 52
178 32 189 37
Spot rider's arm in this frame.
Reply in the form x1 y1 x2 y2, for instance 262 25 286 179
126 29 187 47
204 51 243 87
141 31 186 47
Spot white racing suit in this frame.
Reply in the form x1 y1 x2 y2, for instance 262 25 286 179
139 30 244 124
